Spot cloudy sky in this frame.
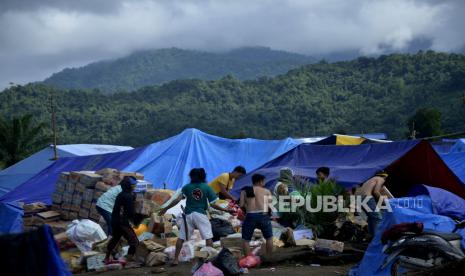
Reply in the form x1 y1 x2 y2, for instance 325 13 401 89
1 0 464 89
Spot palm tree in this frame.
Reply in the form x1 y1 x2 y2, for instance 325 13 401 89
0 114 48 168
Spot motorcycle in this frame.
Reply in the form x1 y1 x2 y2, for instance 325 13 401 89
380 221 465 275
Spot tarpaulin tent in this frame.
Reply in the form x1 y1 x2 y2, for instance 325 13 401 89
0 144 133 197
0 128 301 204
351 193 465 276
124 128 301 190
408 184 465 220
439 152 465 185
0 147 147 204
312 134 390 145
232 140 465 199
0 202 23 234
450 138 465 153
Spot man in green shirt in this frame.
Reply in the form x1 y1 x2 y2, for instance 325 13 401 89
159 168 233 265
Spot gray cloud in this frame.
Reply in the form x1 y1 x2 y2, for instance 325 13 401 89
1 0 464 89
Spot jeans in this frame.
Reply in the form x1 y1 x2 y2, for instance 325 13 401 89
96 206 112 235
365 197 383 236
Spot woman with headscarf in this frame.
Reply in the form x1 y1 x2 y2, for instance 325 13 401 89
274 168 293 197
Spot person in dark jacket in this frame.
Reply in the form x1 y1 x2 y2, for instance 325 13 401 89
105 176 139 263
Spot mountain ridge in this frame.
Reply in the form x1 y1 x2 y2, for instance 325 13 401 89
43 47 316 94
2 51 464 147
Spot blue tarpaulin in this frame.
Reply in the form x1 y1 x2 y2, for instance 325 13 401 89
124 128 301 190
232 140 465 199
450 139 465 153
0 147 146 204
409 184 465 220
352 193 465 276
439 152 465 184
0 202 23 234
0 144 132 197
0 129 301 204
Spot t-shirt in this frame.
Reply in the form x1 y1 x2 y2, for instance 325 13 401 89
96 185 122 213
209 173 234 194
182 182 218 215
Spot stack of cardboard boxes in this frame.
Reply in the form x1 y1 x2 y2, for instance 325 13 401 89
51 168 146 222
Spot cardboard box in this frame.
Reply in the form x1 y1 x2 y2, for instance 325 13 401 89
23 215 38 226
89 211 100 221
81 200 92 209
135 199 158 216
315 239 344 253
86 254 106 271
61 203 72 211
51 203 61 212
134 180 153 193
70 203 81 212
23 202 47 214
52 192 63 204
120 171 144 180
69 172 81 184
37 211 61 222
68 211 78 221
145 189 174 205
60 211 70 220
79 172 102 187
62 191 73 204
145 252 168 266
78 208 90 219
65 182 76 192
83 188 94 202
95 168 119 176
72 192 83 206
135 240 166 263
152 236 178 247
47 221 69 234
220 237 243 249
75 182 86 193
55 180 66 193
295 239 316 247
59 172 70 182
149 213 173 234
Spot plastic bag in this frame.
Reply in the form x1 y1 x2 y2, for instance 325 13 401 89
163 241 195 262
193 262 224 276
212 248 241 275
239 255 261 268
66 219 107 252
210 218 235 241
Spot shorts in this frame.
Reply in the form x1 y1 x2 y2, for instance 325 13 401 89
242 213 273 241
177 212 213 240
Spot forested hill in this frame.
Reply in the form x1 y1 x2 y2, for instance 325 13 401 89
43 47 315 94
2 51 464 146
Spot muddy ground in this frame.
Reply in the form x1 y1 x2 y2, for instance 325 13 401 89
88 262 354 276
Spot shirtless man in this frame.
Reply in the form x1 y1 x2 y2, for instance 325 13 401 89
240 174 273 256
357 171 388 236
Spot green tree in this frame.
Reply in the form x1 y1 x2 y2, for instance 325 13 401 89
0 114 48 167
407 108 443 138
